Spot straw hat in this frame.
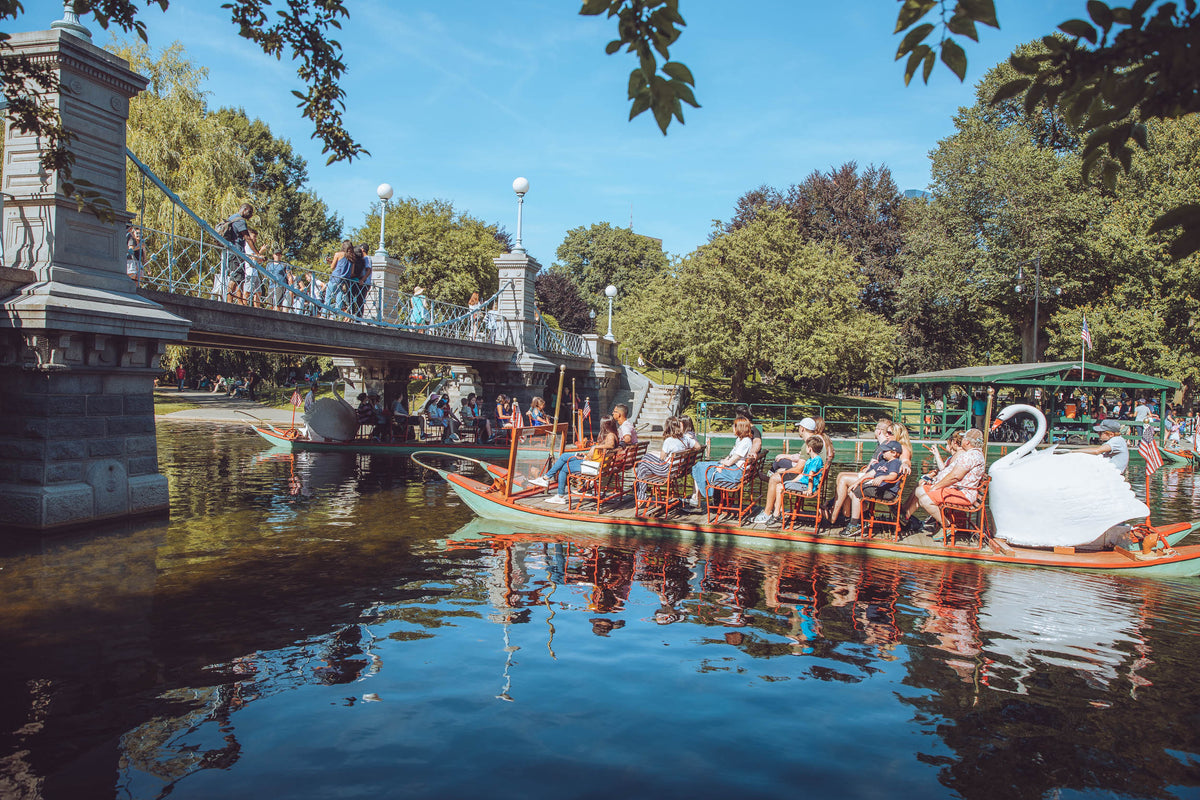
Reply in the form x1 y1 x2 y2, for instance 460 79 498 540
413 286 425 296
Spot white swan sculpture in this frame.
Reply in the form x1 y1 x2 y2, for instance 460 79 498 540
988 404 1149 547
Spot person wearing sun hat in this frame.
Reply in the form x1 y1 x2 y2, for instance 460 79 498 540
410 286 429 329
1078 417 1129 474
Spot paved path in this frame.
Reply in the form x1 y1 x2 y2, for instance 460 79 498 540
156 389 301 425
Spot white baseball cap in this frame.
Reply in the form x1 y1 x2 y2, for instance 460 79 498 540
799 417 817 432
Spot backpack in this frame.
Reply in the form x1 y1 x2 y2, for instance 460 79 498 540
215 216 239 244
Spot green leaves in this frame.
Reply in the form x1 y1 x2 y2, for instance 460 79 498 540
1058 18 1098 43
582 0 698 133
893 0 1000 84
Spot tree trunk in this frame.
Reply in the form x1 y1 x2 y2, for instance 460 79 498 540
1018 318 1038 363
731 364 747 403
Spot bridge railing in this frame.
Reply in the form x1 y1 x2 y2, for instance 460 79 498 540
534 322 587 358
126 149 513 346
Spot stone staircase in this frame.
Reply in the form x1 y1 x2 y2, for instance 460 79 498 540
638 384 683 432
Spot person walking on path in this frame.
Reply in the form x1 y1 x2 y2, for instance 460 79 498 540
176 365 186 391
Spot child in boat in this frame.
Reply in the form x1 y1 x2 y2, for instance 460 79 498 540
754 436 825 526
679 416 703 450
843 441 904 537
531 416 619 503
529 396 548 426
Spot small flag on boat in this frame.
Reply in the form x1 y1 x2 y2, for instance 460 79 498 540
290 390 303 408
1081 314 1093 350
1138 437 1163 474
511 400 524 429
581 398 591 419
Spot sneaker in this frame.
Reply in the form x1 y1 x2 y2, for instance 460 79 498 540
528 476 551 488
767 515 782 527
752 511 771 525
843 522 862 537
544 494 567 505
448 433 461 442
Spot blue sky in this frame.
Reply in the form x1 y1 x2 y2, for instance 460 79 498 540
26 1 1075 262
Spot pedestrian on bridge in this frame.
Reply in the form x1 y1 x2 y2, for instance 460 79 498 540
324 239 357 316
410 287 429 331
265 250 293 311
217 203 254 304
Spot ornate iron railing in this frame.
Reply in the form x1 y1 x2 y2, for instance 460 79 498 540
534 322 588 358
125 148 512 345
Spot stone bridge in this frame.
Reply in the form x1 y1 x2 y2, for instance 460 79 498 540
0 22 625 532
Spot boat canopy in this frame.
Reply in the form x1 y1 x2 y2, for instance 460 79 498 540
893 361 1180 445
894 361 1179 391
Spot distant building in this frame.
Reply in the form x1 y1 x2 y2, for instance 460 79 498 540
904 189 932 199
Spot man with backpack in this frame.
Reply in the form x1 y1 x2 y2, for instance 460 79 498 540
216 204 254 304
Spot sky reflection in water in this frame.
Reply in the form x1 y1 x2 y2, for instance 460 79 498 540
1 422 1200 800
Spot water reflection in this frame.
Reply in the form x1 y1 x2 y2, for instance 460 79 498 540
1 425 1199 799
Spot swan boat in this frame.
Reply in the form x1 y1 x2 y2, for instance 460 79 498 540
417 424 1200 578
250 422 514 458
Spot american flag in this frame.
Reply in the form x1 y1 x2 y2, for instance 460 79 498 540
511 399 524 429
1081 314 1092 349
581 398 591 419
1138 436 1163 474
290 390 303 408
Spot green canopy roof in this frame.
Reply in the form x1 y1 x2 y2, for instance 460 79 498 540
894 361 1179 391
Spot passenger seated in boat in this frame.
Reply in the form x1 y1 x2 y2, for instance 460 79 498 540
680 416 703 450
391 397 421 441
612 404 638 446
890 421 914 475
828 417 894 525
1077 419 1129 474
434 396 462 442
461 393 492 441
735 405 764 458
528 396 548 426
495 395 513 432
842 441 905 537
355 393 375 429
687 417 754 510
635 417 690 500
900 431 962 530
911 428 986 535
755 436 824 526
530 415 619 504
770 417 818 474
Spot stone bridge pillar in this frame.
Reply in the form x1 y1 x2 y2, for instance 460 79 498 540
0 26 190 532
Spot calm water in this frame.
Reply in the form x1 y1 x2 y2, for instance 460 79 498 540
3 423 1200 800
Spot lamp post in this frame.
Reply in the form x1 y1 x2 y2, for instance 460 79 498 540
604 284 617 342
512 177 529 253
589 308 596 333
1014 254 1061 362
375 183 393 259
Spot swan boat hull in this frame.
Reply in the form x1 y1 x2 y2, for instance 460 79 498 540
251 424 513 458
430 458 1200 578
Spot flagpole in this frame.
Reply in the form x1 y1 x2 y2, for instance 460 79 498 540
1081 312 1086 382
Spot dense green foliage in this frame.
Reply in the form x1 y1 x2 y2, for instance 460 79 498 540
553 222 669 311
535 272 595 334
121 43 341 268
616 210 896 401
351 199 506 305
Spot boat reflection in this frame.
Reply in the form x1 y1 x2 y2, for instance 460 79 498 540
444 520 1199 797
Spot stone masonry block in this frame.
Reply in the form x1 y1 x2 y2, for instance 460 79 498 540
87 437 125 457
47 395 87 416
21 419 49 439
123 394 154 415
127 474 169 514
124 435 157 455
107 415 155 435
43 418 91 440
42 484 98 527
19 463 44 484
0 485 48 527
4 438 47 460
47 440 87 461
126 455 158 477
86 395 124 416
46 462 83 484
102 374 152 395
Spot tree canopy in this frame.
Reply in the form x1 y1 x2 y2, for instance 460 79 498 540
121 42 341 269
351 199 506 305
553 222 669 311
617 209 896 401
